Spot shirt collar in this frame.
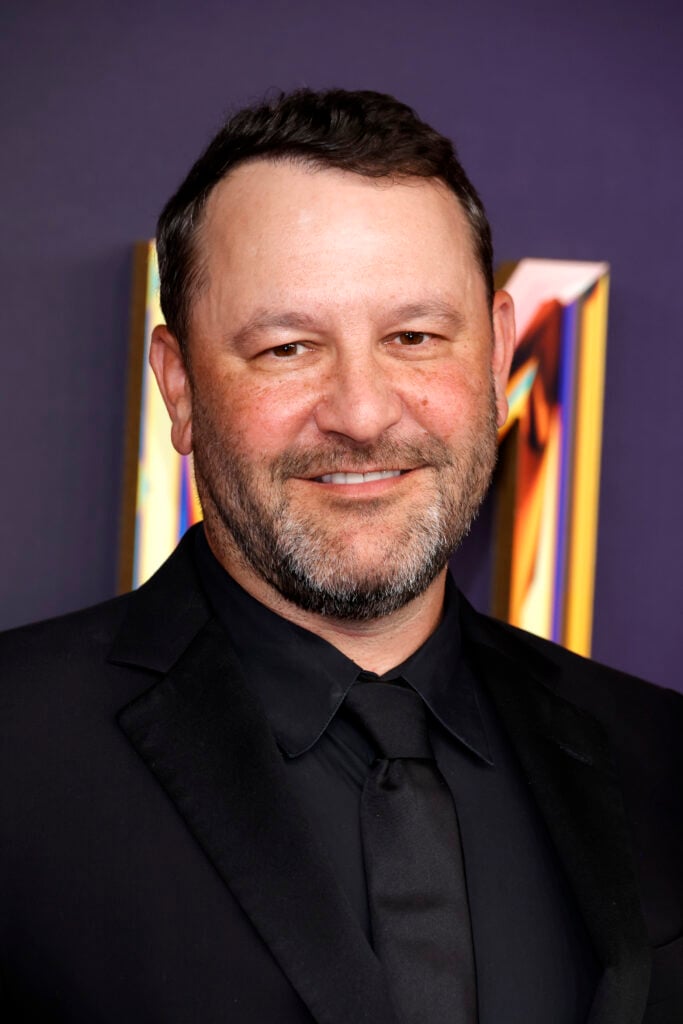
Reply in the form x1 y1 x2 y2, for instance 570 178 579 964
193 526 492 764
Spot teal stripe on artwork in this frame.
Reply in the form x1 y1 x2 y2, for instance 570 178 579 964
178 455 191 537
509 363 537 405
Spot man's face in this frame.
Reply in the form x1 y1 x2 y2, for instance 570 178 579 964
153 160 514 620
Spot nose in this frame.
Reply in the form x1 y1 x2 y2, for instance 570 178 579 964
313 349 403 444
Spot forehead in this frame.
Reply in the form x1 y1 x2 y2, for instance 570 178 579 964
193 160 485 327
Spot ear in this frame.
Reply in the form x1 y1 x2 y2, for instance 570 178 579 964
149 324 193 455
490 289 516 428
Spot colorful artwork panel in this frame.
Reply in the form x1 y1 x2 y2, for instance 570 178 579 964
494 259 609 656
118 243 201 593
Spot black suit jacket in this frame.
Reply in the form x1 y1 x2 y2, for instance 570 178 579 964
1 529 681 1023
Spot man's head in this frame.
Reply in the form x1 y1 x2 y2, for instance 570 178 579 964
151 89 515 622
156 89 494 356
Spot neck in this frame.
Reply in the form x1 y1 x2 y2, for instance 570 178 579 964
203 528 448 675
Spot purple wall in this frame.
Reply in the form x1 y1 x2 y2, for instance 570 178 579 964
1 0 681 692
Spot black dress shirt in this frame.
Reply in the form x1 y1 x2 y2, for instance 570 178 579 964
194 528 600 1023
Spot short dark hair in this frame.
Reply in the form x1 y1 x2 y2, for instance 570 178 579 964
156 88 494 352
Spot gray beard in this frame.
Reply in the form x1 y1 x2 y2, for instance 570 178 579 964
192 397 498 622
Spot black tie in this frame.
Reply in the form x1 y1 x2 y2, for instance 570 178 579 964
343 681 478 1024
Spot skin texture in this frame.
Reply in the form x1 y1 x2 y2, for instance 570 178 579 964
151 160 515 672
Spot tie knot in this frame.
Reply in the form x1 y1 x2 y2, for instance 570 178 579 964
342 682 433 760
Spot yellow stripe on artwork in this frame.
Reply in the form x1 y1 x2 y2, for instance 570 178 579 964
134 243 181 586
564 274 609 655
519 414 561 639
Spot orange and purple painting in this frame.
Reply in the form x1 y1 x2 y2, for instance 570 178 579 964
494 259 609 656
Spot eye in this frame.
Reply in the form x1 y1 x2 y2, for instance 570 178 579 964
269 342 307 358
394 331 432 346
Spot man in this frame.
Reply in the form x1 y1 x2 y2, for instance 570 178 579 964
0 89 681 1023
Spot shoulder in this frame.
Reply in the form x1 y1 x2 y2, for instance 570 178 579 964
460 599 683 759
0 526 205 685
0 529 212 731
0 594 141 733
0 594 131 676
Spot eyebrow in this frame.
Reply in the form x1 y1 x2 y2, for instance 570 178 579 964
229 299 466 349
231 311 322 349
386 300 467 331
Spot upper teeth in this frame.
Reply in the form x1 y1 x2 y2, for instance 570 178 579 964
318 470 402 484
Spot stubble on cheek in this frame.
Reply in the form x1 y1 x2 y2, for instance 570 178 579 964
189 377 499 620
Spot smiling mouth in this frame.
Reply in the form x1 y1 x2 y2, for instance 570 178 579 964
313 470 405 485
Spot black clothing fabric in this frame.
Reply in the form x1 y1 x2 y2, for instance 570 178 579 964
344 681 478 1023
194 529 599 1022
1 525 681 1023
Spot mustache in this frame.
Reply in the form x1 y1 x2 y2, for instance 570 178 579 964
270 437 455 480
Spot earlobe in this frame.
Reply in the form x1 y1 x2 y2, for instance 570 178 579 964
149 325 194 455
491 290 516 428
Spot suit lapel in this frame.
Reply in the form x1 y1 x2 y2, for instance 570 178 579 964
110 536 651 1022
110 537 396 1024
461 606 651 1024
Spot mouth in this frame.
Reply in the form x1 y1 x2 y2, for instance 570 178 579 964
313 469 404 485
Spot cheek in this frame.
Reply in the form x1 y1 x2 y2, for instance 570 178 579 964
201 371 317 454
407 365 492 437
